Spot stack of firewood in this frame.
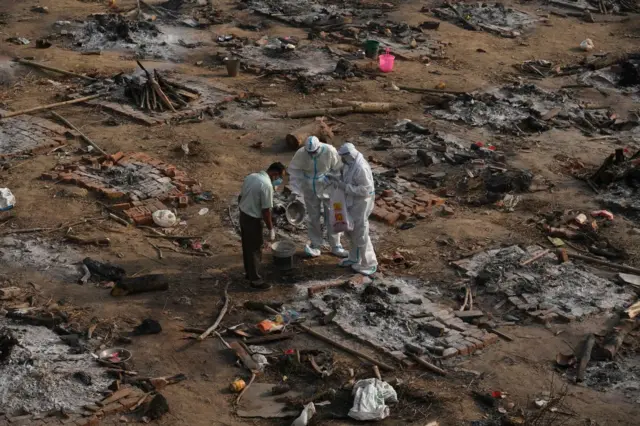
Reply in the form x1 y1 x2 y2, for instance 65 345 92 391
125 61 200 113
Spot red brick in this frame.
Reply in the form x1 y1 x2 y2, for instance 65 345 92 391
164 167 177 177
111 203 132 211
385 212 400 226
178 196 189 208
453 343 469 356
58 173 75 183
371 207 389 221
466 336 484 350
375 199 386 207
441 347 458 359
41 172 59 181
381 189 394 197
481 333 499 346
101 189 126 199
398 212 410 221
110 152 124 163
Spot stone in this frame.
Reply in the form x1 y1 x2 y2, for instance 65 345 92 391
440 205 455 216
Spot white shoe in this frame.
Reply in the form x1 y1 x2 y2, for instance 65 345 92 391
339 258 357 267
352 264 377 276
331 246 349 258
304 245 321 257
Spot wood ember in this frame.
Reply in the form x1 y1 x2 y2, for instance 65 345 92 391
124 62 201 113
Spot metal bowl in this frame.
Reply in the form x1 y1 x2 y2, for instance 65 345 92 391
285 200 305 226
98 347 132 364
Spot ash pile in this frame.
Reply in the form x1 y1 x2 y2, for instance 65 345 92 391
233 38 338 77
0 113 68 160
588 149 640 221
74 14 163 55
433 3 538 38
550 0 639 14
578 54 640 101
324 21 445 60
0 320 111 416
452 245 636 320
580 357 640 403
241 0 383 28
430 84 633 135
299 276 500 361
0 237 81 281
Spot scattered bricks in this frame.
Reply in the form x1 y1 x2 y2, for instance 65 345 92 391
110 152 124 163
442 347 458 359
398 212 410 221
420 320 447 337
481 332 499 346
381 189 394 197
385 212 400 226
375 199 386 207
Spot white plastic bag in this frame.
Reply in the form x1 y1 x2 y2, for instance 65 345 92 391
152 210 177 227
0 188 16 211
329 189 353 233
348 378 397 421
580 38 594 51
291 402 316 426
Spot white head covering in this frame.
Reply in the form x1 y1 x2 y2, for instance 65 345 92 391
338 143 358 157
305 136 320 153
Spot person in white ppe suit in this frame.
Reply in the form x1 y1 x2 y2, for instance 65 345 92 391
289 136 348 258
329 143 378 275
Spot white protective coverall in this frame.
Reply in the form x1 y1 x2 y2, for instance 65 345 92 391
335 143 377 275
288 136 347 257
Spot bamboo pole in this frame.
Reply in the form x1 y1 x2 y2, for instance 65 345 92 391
50 111 108 155
14 58 96 82
0 94 103 119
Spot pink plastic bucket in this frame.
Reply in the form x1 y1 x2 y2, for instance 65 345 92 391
379 49 395 73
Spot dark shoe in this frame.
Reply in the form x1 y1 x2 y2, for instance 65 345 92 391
250 280 272 290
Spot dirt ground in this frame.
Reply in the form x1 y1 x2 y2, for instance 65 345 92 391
0 0 640 425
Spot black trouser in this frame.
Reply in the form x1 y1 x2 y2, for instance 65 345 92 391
240 211 263 281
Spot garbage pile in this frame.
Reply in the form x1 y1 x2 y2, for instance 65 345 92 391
430 84 632 134
433 3 538 38
451 245 636 320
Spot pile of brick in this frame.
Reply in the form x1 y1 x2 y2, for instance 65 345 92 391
370 169 445 226
42 152 204 225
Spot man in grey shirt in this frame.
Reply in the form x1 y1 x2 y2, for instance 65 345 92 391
238 162 286 289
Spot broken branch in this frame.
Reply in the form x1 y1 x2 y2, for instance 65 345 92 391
197 281 229 341
50 111 108 156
